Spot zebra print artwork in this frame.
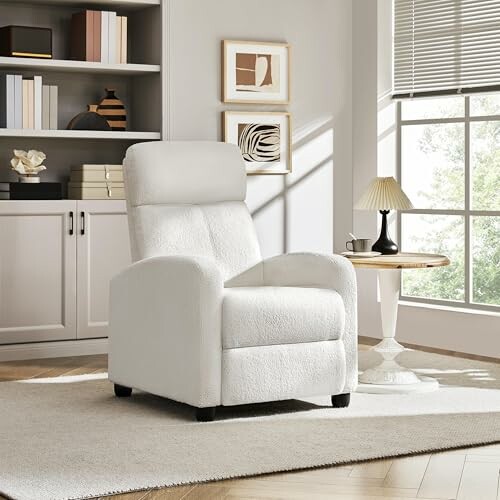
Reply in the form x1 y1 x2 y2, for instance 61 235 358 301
238 123 280 162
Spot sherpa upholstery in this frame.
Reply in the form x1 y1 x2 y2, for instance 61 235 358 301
109 141 358 409
222 287 345 349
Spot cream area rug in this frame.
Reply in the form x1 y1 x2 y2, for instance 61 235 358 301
1 349 499 500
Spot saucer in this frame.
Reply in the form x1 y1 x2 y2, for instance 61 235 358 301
341 251 382 258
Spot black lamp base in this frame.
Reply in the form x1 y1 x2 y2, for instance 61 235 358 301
372 210 399 255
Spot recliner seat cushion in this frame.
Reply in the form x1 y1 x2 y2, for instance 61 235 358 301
222 286 345 349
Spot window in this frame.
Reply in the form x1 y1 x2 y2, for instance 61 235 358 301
398 95 500 311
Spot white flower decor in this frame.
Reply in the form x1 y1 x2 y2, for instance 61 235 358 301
10 149 47 176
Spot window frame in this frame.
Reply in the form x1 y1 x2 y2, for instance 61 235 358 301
396 96 500 313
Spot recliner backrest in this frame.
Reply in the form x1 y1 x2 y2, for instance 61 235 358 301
123 141 262 281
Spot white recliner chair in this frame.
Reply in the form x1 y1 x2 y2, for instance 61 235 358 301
109 141 357 421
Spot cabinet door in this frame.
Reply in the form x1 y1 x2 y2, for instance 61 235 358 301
0 201 77 344
77 200 131 339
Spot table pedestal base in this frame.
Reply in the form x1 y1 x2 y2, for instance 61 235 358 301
357 270 439 394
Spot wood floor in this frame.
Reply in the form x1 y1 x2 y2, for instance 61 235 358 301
1 347 499 500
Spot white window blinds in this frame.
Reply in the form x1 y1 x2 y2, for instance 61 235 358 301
393 0 500 98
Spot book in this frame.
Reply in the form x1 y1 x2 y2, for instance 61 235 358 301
22 79 29 128
116 16 122 64
34 75 42 129
27 79 34 129
0 75 5 127
70 10 94 61
42 85 50 129
93 11 101 62
0 74 16 128
49 85 58 130
121 16 127 64
101 11 109 63
14 75 23 129
108 11 117 64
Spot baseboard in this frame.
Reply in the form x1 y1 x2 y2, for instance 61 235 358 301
0 338 108 362
359 335 500 364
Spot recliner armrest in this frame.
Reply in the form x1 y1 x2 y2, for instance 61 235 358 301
262 252 358 393
109 255 224 407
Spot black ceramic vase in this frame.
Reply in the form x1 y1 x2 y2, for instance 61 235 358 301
372 210 399 255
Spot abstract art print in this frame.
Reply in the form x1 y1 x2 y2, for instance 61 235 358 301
222 40 290 104
223 111 291 174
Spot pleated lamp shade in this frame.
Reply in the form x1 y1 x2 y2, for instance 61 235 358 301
355 177 414 211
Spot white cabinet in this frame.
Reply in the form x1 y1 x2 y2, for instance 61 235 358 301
0 201 77 344
0 200 130 345
77 201 131 339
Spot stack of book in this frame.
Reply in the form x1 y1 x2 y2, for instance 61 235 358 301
0 74 58 130
68 164 125 199
71 11 128 64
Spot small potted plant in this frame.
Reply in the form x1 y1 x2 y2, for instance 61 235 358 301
11 149 46 183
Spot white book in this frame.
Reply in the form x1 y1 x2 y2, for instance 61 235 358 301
7 74 15 128
14 75 23 129
121 17 128 64
27 79 34 129
116 16 122 64
33 75 42 130
22 80 29 129
101 11 109 64
42 85 50 130
108 11 117 64
49 85 58 130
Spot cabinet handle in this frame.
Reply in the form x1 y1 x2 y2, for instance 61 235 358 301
80 211 85 235
69 211 74 235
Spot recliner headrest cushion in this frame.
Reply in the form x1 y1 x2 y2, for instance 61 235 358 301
124 141 247 206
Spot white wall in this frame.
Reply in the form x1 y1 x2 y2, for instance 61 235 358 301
167 0 353 258
166 0 499 357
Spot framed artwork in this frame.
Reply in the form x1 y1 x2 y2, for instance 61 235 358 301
223 111 292 175
222 40 290 104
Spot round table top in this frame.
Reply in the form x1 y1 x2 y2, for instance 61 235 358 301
344 252 450 269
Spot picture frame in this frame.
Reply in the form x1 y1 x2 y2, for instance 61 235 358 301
221 40 290 104
223 111 292 175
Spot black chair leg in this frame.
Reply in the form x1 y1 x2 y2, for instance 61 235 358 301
196 406 216 422
331 393 350 408
114 383 132 397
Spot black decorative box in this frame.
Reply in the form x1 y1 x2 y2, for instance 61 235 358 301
10 182 62 200
0 26 52 59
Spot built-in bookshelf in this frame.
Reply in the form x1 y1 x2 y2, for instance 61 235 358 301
0 0 166 187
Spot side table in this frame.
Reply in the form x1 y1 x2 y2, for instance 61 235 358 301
348 252 450 393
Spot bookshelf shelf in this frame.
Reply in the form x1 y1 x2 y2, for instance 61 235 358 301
0 129 160 140
0 0 160 8
0 57 161 75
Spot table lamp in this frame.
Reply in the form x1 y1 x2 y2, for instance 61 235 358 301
354 176 414 255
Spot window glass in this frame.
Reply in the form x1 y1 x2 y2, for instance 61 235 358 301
471 121 500 210
472 216 500 307
401 97 464 120
401 214 465 302
401 124 465 209
470 94 500 117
